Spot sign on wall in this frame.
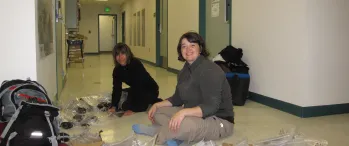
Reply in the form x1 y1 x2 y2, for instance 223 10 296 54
37 0 54 59
211 0 220 17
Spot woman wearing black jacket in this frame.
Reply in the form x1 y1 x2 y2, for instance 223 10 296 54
109 43 162 116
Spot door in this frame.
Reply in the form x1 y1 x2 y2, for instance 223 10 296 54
55 0 63 100
56 18 63 99
122 12 125 43
158 0 168 68
99 15 117 52
206 0 231 58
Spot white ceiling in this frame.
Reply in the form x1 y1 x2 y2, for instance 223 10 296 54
79 0 126 5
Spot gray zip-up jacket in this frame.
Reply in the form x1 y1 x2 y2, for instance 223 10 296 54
168 55 234 121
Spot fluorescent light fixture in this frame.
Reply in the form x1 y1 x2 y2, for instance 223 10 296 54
31 131 43 138
96 0 108 1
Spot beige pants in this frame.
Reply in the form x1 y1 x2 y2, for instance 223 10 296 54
154 107 234 145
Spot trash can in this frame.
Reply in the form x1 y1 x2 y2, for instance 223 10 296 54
226 72 250 106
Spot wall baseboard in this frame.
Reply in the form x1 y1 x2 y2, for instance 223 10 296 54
167 67 180 74
99 51 112 54
84 52 100 55
136 57 157 67
137 56 180 75
249 92 349 118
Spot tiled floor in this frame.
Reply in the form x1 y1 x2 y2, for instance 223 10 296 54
60 54 349 145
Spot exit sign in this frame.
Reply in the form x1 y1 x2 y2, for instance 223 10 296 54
104 7 110 12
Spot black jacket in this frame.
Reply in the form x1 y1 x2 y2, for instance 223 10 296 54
111 58 159 107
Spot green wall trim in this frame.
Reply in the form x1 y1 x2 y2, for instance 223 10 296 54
137 56 179 74
249 92 349 118
99 51 112 54
303 103 349 117
167 67 180 74
249 92 303 117
137 57 157 67
84 53 100 55
199 0 206 40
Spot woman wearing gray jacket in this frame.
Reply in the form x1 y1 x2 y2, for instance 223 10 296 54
132 32 234 146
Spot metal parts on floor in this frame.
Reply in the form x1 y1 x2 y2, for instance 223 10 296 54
59 93 115 130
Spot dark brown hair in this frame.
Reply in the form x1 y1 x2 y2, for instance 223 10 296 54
177 31 210 61
112 43 134 66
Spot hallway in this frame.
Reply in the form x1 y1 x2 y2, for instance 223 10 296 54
60 54 349 145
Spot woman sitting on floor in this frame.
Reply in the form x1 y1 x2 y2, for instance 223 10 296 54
108 43 162 116
132 32 235 145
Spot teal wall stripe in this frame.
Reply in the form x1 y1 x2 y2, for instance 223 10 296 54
303 103 349 118
199 0 206 40
249 92 303 117
250 92 349 118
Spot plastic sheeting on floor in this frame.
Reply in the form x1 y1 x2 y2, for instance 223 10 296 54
57 93 328 146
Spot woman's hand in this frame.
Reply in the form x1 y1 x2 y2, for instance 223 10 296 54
148 100 173 123
123 110 134 116
169 110 186 133
148 103 158 123
108 107 116 113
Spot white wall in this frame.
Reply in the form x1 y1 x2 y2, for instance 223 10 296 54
37 55 57 99
0 0 38 82
79 4 121 53
307 0 349 106
231 0 310 107
168 0 199 70
0 0 57 100
232 0 349 107
121 0 156 63
36 0 57 99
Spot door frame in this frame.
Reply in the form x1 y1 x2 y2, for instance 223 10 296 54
155 0 161 66
156 0 169 69
199 0 232 45
121 11 125 43
97 14 118 53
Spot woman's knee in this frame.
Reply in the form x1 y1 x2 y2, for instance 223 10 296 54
155 117 201 144
153 112 171 126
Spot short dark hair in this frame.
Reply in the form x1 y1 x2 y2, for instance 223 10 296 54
177 31 210 61
112 43 134 66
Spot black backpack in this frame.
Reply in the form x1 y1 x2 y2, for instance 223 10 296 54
219 45 244 64
0 102 60 146
0 79 60 146
215 46 251 106
0 79 50 123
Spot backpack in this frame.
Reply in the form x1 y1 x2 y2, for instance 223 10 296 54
0 79 60 146
219 45 243 64
0 102 60 146
0 79 50 122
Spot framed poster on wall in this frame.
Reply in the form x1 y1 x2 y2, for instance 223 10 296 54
37 0 54 59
